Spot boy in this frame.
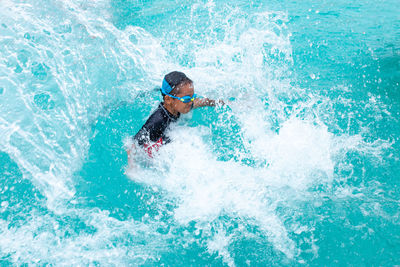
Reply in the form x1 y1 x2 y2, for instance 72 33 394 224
127 71 222 161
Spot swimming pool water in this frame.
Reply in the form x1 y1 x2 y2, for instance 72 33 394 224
0 0 399 265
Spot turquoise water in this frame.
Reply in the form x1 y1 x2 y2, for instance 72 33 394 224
1 0 399 265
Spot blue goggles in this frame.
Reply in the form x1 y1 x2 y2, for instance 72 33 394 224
161 78 197 103
165 93 197 103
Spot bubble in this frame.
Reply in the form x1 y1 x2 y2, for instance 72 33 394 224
0 87 4 95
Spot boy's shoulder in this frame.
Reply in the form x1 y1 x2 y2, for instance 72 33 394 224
133 103 179 145
146 103 176 127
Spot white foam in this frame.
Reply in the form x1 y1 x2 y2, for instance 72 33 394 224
0 0 171 210
1 0 393 264
250 118 335 189
128 102 391 261
123 5 324 261
207 227 234 267
0 208 168 265
129 125 301 258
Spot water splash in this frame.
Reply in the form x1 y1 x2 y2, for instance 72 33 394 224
1 0 397 265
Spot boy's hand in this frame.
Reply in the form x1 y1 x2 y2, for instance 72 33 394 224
216 99 225 106
193 98 225 108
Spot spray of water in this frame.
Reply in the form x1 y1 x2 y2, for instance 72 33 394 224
0 0 393 265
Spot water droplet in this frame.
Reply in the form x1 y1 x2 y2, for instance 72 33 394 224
129 34 138 44
31 63 49 80
14 64 23 73
46 50 54 58
17 49 31 66
24 32 31 39
54 23 72 34
34 92 54 110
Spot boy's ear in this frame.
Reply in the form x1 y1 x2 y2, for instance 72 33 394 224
164 95 172 104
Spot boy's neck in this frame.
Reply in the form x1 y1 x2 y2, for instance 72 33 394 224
162 102 179 116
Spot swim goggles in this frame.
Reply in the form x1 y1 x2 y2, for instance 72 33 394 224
165 93 197 103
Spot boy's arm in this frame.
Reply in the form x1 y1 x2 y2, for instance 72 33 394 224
193 98 224 108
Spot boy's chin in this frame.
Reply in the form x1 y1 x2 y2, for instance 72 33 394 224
180 107 192 114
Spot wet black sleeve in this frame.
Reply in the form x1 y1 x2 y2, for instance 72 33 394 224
133 108 169 146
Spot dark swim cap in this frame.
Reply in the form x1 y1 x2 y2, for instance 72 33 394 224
161 71 191 95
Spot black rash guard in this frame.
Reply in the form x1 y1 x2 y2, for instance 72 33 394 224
133 103 180 155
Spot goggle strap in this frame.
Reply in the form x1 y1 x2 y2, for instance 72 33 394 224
161 79 173 94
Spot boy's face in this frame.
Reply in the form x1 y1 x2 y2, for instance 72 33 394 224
170 82 195 114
